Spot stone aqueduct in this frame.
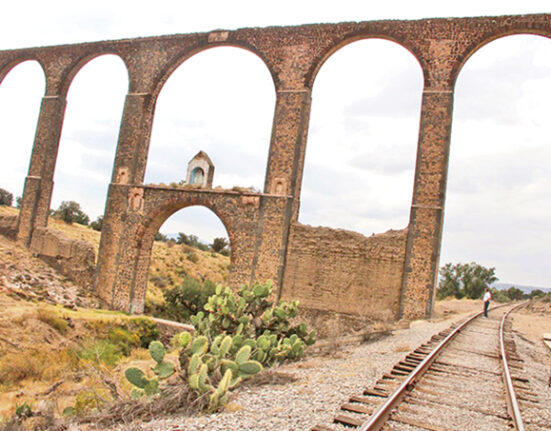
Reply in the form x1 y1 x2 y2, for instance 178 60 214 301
1 14 549 320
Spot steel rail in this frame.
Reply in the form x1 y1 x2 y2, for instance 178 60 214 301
357 304 510 431
500 301 527 431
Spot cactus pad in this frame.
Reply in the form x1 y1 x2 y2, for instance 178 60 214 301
239 360 262 376
149 341 165 363
125 367 148 389
153 360 175 379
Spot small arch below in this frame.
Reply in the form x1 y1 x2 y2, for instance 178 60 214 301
145 205 231 315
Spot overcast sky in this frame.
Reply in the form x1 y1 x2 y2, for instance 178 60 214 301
0 1 549 287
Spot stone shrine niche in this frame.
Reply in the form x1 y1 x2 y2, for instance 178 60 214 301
185 151 215 188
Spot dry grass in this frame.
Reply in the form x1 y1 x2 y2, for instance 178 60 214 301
78 383 207 427
240 369 299 387
35 307 69 335
0 347 79 386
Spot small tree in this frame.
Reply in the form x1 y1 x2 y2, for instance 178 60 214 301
436 263 463 299
176 232 192 245
52 201 90 225
529 289 546 299
506 286 525 301
211 237 228 253
154 232 169 242
90 215 103 231
163 277 216 322
437 262 498 300
0 188 13 206
176 232 209 251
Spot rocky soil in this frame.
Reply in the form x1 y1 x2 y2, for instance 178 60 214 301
0 234 97 309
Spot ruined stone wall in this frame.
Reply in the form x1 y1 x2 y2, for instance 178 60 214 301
30 227 96 289
281 223 408 320
0 214 18 240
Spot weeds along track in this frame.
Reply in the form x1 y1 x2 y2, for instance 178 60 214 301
312 302 548 431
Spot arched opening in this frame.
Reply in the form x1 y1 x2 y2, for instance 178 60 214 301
190 167 204 185
145 205 231 320
49 54 128 233
442 34 551 289
0 60 45 207
300 38 423 235
145 46 274 257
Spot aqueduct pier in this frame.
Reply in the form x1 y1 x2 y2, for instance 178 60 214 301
1 13 549 320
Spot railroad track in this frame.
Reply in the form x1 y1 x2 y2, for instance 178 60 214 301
312 302 546 431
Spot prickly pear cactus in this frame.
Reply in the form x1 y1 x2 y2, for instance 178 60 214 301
189 280 316 366
175 330 264 412
167 281 317 413
124 340 175 398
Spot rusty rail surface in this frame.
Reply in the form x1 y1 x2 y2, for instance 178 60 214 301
500 302 528 431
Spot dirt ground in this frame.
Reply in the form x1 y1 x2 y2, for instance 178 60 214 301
434 297 551 344
512 298 551 342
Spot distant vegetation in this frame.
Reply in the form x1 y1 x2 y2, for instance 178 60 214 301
437 261 550 302
490 286 550 303
52 200 90 225
437 262 498 300
0 187 14 206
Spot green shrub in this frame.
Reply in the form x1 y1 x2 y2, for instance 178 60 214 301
0 188 13 206
78 340 123 367
15 402 33 419
52 200 90 225
490 287 510 303
107 327 140 356
163 277 216 322
90 215 103 231
126 317 159 348
186 252 199 263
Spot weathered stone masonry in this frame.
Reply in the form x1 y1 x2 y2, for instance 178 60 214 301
1 14 549 319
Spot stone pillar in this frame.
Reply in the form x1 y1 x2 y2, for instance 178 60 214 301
400 88 454 319
260 88 312 297
264 88 312 219
96 92 155 309
17 95 67 246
